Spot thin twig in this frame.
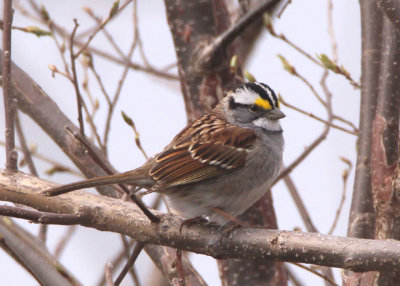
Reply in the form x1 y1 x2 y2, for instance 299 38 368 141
121 111 148 159
120 234 140 285
316 61 336 286
2 0 18 171
132 1 156 72
332 115 358 131
14 113 38 176
103 9 139 152
83 45 179 80
96 240 135 286
105 263 115 286
265 17 322 67
0 205 85 225
48 64 72 80
290 263 338 286
81 60 102 146
74 0 133 58
175 249 186 286
87 56 112 106
285 264 304 286
38 225 48 243
280 98 357 135
54 226 77 259
277 55 326 106
294 72 327 107
79 91 104 150
283 174 318 233
114 242 144 286
328 157 352 235
1 141 82 177
84 8 126 60
274 74 333 184
16 2 179 80
69 19 85 136
327 0 338 63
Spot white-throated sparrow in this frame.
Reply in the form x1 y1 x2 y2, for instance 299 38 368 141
45 82 285 225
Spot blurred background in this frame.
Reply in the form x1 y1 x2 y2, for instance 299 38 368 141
0 0 360 285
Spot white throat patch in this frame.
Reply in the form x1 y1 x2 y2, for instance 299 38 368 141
252 117 282 131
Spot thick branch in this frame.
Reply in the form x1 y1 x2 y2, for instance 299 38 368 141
376 0 400 33
2 171 400 272
2 0 18 171
0 215 81 285
165 0 239 120
193 0 281 72
345 2 400 285
145 245 207 286
368 12 400 286
218 191 288 285
0 205 85 225
347 0 381 240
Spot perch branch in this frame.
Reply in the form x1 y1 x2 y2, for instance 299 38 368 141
2 171 400 273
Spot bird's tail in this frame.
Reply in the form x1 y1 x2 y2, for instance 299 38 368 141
43 170 150 196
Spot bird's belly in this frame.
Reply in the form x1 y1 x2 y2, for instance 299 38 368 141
165 160 280 225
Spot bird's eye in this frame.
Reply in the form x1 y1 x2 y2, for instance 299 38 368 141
249 104 258 113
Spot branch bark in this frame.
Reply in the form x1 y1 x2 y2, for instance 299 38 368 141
376 0 400 33
344 1 400 285
346 0 381 241
0 214 81 285
2 170 400 273
368 11 400 286
2 0 18 171
218 191 288 286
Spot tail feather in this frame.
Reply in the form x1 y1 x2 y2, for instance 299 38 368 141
43 170 151 196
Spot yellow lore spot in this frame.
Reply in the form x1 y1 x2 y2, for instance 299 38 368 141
255 98 272 110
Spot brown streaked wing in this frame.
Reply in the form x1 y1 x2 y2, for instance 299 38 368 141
149 114 257 190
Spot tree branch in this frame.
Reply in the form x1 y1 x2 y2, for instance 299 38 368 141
193 0 282 72
165 0 238 120
346 0 381 241
0 205 85 225
0 215 81 285
376 0 400 33
2 171 400 273
145 245 207 286
2 0 18 171
69 19 85 136
218 191 288 285
368 12 400 286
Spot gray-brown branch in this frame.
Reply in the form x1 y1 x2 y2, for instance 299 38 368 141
376 0 400 33
0 214 81 286
346 0 381 240
2 170 400 273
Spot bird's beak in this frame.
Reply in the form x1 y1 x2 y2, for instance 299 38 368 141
266 109 286 120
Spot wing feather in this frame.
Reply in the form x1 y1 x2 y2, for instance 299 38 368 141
149 114 257 190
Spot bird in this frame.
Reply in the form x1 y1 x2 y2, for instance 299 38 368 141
44 82 285 225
